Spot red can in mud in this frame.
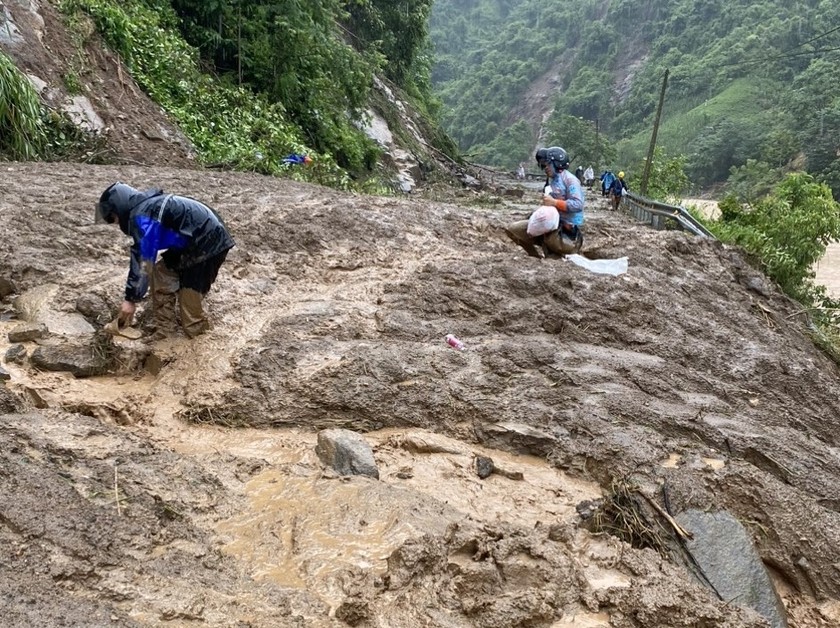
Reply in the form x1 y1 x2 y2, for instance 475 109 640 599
445 334 466 351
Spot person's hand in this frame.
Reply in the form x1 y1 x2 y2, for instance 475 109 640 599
117 300 136 327
543 196 567 211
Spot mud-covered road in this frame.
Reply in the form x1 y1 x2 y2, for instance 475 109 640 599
1 162 839 627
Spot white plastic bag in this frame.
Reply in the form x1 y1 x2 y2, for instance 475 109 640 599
526 206 559 236
566 254 629 276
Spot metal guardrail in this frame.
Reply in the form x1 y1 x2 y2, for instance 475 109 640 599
620 191 716 239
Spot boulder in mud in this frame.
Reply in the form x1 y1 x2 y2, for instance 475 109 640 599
676 509 788 628
475 455 495 479
30 337 114 378
316 429 379 479
75 292 114 326
8 322 48 343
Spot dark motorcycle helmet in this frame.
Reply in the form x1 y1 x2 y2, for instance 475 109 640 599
95 182 140 234
535 146 570 171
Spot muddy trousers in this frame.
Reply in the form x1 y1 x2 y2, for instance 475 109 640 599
152 251 228 338
505 220 570 258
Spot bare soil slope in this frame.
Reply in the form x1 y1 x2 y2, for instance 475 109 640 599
1 0 194 167
1 163 839 627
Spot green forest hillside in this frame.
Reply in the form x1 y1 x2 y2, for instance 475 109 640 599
1 0 454 190
430 0 840 197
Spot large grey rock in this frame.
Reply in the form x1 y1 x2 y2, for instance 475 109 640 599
316 429 379 479
0 7 24 46
62 96 105 133
30 341 113 378
676 509 788 628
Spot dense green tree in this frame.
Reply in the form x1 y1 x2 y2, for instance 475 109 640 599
544 113 615 173
712 173 840 302
725 160 782 202
633 147 690 203
344 0 434 89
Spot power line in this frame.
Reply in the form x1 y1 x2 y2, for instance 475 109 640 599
793 24 840 49
704 24 840 70
719 43 840 70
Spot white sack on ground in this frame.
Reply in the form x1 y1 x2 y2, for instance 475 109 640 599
566 254 628 276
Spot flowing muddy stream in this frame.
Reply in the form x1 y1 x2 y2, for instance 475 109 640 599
1 319 613 622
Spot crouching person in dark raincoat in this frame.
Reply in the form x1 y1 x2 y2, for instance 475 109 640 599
96 182 235 339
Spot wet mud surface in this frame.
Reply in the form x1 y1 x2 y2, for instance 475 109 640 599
1 162 839 626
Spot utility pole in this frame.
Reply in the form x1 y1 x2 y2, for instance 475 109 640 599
641 68 669 196
237 1 242 86
594 116 600 171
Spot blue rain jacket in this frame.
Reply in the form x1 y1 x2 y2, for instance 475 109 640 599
548 169 585 226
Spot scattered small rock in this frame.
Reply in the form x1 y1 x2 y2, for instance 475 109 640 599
576 499 603 521
315 428 379 479
0 366 10 381
5 344 26 364
475 455 495 479
335 597 371 626
745 276 770 297
0 386 22 412
461 174 480 189
0 277 16 299
494 466 525 481
548 522 573 543
8 322 48 343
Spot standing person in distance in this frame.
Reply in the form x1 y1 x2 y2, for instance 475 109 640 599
574 165 584 182
505 146 585 257
95 182 235 339
583 165 595 189
600 170 615 197
610 171 628 210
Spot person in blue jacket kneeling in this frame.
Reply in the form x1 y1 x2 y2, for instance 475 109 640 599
505 146 585 258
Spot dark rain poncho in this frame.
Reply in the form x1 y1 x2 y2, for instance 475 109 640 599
99 183 235 302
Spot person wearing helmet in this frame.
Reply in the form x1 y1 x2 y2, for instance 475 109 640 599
505 146 585 257
609 171 628 210
96 182 235 339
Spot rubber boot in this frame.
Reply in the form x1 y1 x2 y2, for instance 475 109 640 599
505 220 543 258
179 288 210 338
151 261 180 338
